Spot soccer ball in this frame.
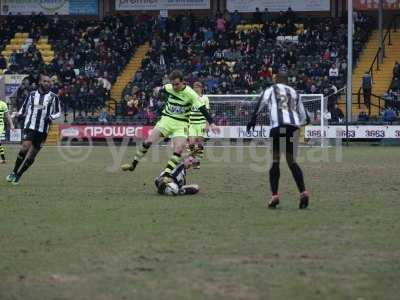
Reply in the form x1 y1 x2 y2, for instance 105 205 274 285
164 182 179 196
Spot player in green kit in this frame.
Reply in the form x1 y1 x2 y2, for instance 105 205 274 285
0 99 15 164
121 70 218 176
188 82 209 169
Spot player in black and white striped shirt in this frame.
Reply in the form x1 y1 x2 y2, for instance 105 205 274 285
247 72 310 209
6 74 60 185
155 156 200 196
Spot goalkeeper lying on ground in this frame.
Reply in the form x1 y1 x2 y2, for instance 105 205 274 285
155 156 199 196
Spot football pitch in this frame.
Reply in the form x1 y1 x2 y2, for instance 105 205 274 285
0 145 399 300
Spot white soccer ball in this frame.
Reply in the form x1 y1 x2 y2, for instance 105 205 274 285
164 182 179 196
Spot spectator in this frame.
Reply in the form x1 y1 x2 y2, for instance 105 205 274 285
122 82 134 99
0 54 7 69
286 7 296 22
382 108 397 124
330 104 344 123
60 64 76 85
253 7 263 24
216 15 226 32
98 108 109 123
262 8 272 24
393 61 400 78
329 64 339 79
258 65 273 79
9 50 17 65
327 83 338 112
362 71 372 108
230 10 241 28
390 76 400 91
358 111 369 123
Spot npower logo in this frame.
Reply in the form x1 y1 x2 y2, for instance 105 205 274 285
83 126 143 137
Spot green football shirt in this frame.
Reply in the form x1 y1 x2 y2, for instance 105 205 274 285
162 84 202 122
189 95 210 125
0 100 9 131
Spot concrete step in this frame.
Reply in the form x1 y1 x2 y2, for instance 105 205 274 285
108 42 150 110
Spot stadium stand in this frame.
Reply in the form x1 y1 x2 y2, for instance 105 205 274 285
384 61 400 116
111 10 373 125
352 29 400 117
1 10 387 125
0 14 151 119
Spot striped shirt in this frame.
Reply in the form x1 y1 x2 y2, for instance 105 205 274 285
161 84 203 122
155 162 186 188
256 83 307 128
0 100 8 131
19 90 61 133
189 95 210 125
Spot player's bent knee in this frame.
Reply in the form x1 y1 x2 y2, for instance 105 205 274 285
148 128 163 142
145 136 155 145
173 144 185 154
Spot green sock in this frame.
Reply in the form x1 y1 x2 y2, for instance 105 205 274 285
0 143 5 161
189 144 196 157
134 142 151 162
196 144 204 159
164 152 182 174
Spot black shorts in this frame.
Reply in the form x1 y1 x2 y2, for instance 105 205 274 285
23 129 48 149
269 125 298 138
269 125 299 160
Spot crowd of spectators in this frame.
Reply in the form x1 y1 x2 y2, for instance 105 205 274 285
119 9 374 125
0 13 151 118
0 9 378 125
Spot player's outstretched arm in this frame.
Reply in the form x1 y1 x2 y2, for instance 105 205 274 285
6 111 15 130
247 89 269 133
50 95 61 120
18 94 30 117
298 98 311 126
198 106 218 134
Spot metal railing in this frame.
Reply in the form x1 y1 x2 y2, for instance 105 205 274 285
356 92 384 115
334 87 384 116
357 14 400 113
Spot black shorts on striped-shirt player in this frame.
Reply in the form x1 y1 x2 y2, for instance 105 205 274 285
269 125 298 138
269 125 299 158
23 129 48 149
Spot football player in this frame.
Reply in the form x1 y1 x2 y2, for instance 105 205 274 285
155 156 199 196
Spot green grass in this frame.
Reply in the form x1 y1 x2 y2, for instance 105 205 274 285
0 145 399 300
